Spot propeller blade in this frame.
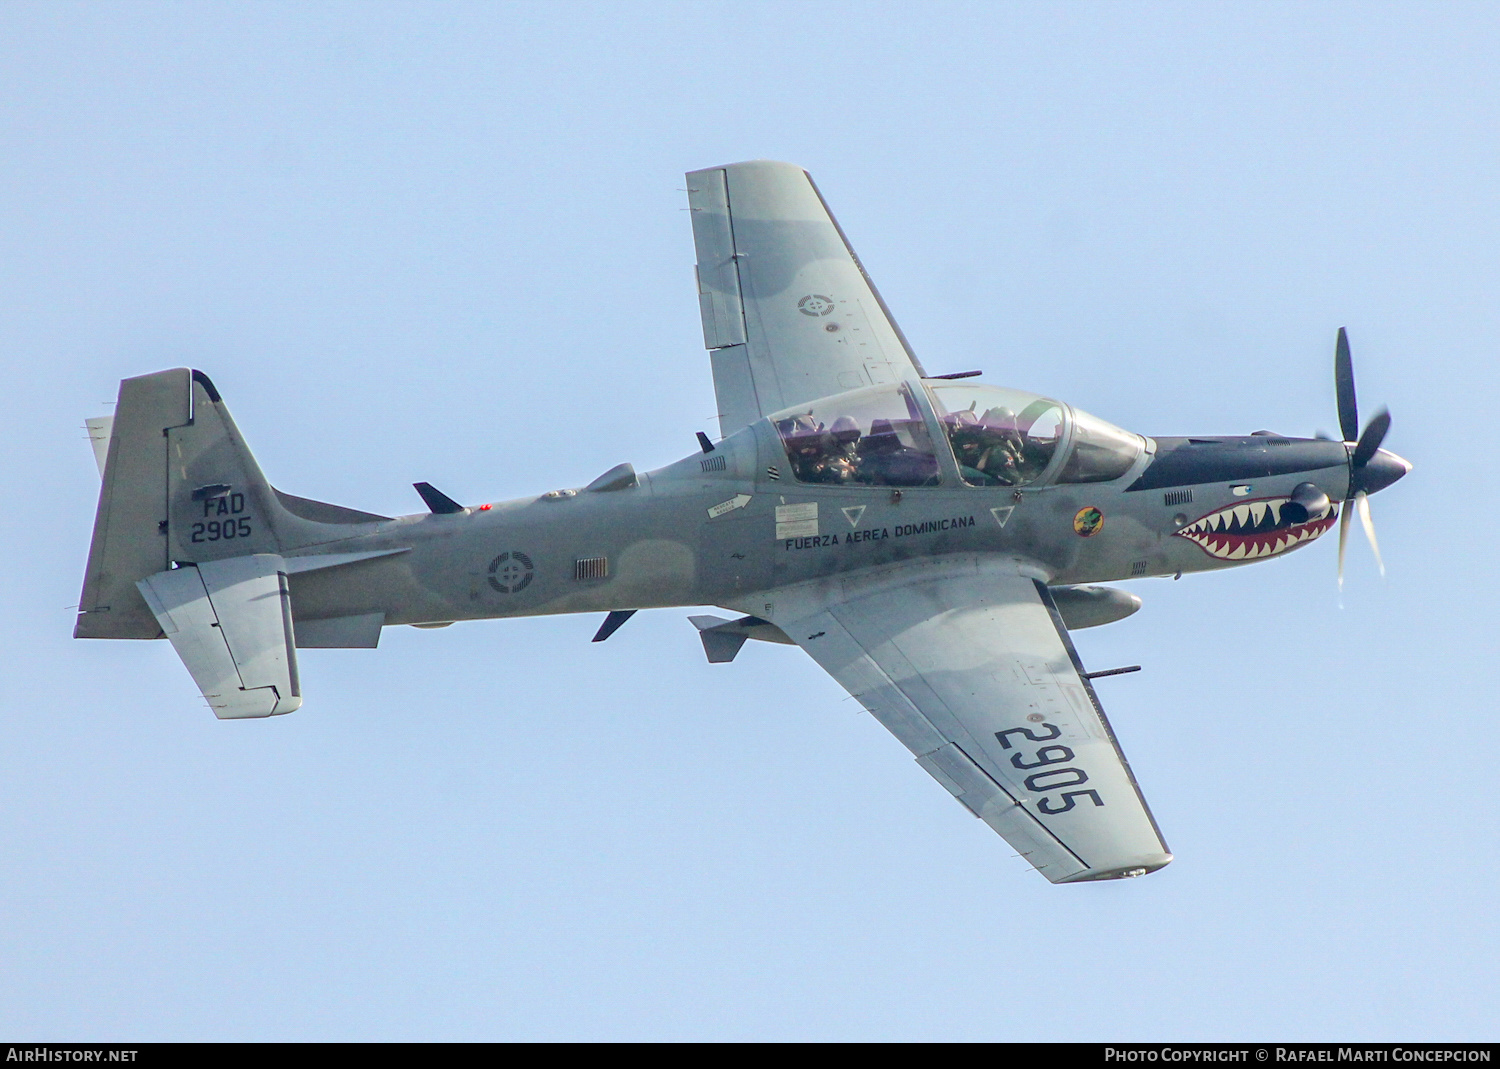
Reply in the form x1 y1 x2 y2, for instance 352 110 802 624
1355 491 1386 578
1337 498 1351 591
1335 327 1360 443
1327 330 1399 587
1350 408 1391 472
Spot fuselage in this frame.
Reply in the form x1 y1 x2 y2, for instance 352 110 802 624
281 380 1361 632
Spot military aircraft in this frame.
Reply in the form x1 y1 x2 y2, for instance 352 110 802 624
76 161 1410 883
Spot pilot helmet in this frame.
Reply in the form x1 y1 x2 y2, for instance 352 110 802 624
828 415 861 445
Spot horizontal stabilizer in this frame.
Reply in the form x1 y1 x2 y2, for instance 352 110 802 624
282 548 410 574
689 614 795 662
85 416 114 477
295 612 384 649
136 554 301 719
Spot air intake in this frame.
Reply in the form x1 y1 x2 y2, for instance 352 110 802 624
1163 489 1193 506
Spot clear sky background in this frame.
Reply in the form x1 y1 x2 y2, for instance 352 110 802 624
1 1 1495 1042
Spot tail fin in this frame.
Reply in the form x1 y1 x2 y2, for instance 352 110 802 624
76 368 192 638
76 368 388 640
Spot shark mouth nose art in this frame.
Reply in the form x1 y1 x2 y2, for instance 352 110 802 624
1175 497 1339 560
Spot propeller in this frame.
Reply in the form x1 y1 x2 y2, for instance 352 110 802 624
1332 327 1406 587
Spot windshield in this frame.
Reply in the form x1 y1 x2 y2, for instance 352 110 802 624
929 384 1066 486
1056 408 1144 484
771 384 941 487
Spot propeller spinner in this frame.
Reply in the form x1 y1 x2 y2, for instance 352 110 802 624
1333 327 1412 587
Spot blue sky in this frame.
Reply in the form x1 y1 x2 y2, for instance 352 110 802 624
1 1 1495 1040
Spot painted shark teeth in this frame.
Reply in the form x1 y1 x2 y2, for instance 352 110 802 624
1175 496 1339 561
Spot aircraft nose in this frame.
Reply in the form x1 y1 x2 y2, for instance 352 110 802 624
1360 448 1412 495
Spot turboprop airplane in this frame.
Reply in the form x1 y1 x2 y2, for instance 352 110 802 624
75 160 1410 883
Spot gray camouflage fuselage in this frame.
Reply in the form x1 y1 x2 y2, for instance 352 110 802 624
279 414 1354 631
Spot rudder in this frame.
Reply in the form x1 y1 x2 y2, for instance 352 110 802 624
76 369 193 638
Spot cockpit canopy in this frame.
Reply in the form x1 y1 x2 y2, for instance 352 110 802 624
772 383 941 487
769 382 1143 489
928 383 1064 486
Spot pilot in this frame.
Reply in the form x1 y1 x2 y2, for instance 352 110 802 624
960 406 1022 485
782 416 856 484
946 409 995 483
981 406 1022 450
790 440 830 482
822 416 861 482
828 414 861 450
1013 404 1065 480
779 416 821 482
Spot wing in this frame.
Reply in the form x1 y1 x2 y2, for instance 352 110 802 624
686 161 927 437
764 560 1171 883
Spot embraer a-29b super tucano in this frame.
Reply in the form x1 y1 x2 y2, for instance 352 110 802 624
76 161 1410 883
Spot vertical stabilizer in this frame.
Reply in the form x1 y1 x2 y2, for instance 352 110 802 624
75 369 193 638
163 371 286 564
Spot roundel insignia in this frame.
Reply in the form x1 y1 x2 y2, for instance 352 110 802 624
797 294 835 317
487 550 534 593
1073 507 1104 537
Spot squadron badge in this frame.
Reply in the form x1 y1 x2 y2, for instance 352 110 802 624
1073 506 1104 537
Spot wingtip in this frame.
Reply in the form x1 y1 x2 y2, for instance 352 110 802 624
691 159 809 176
1058 854 1174 883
